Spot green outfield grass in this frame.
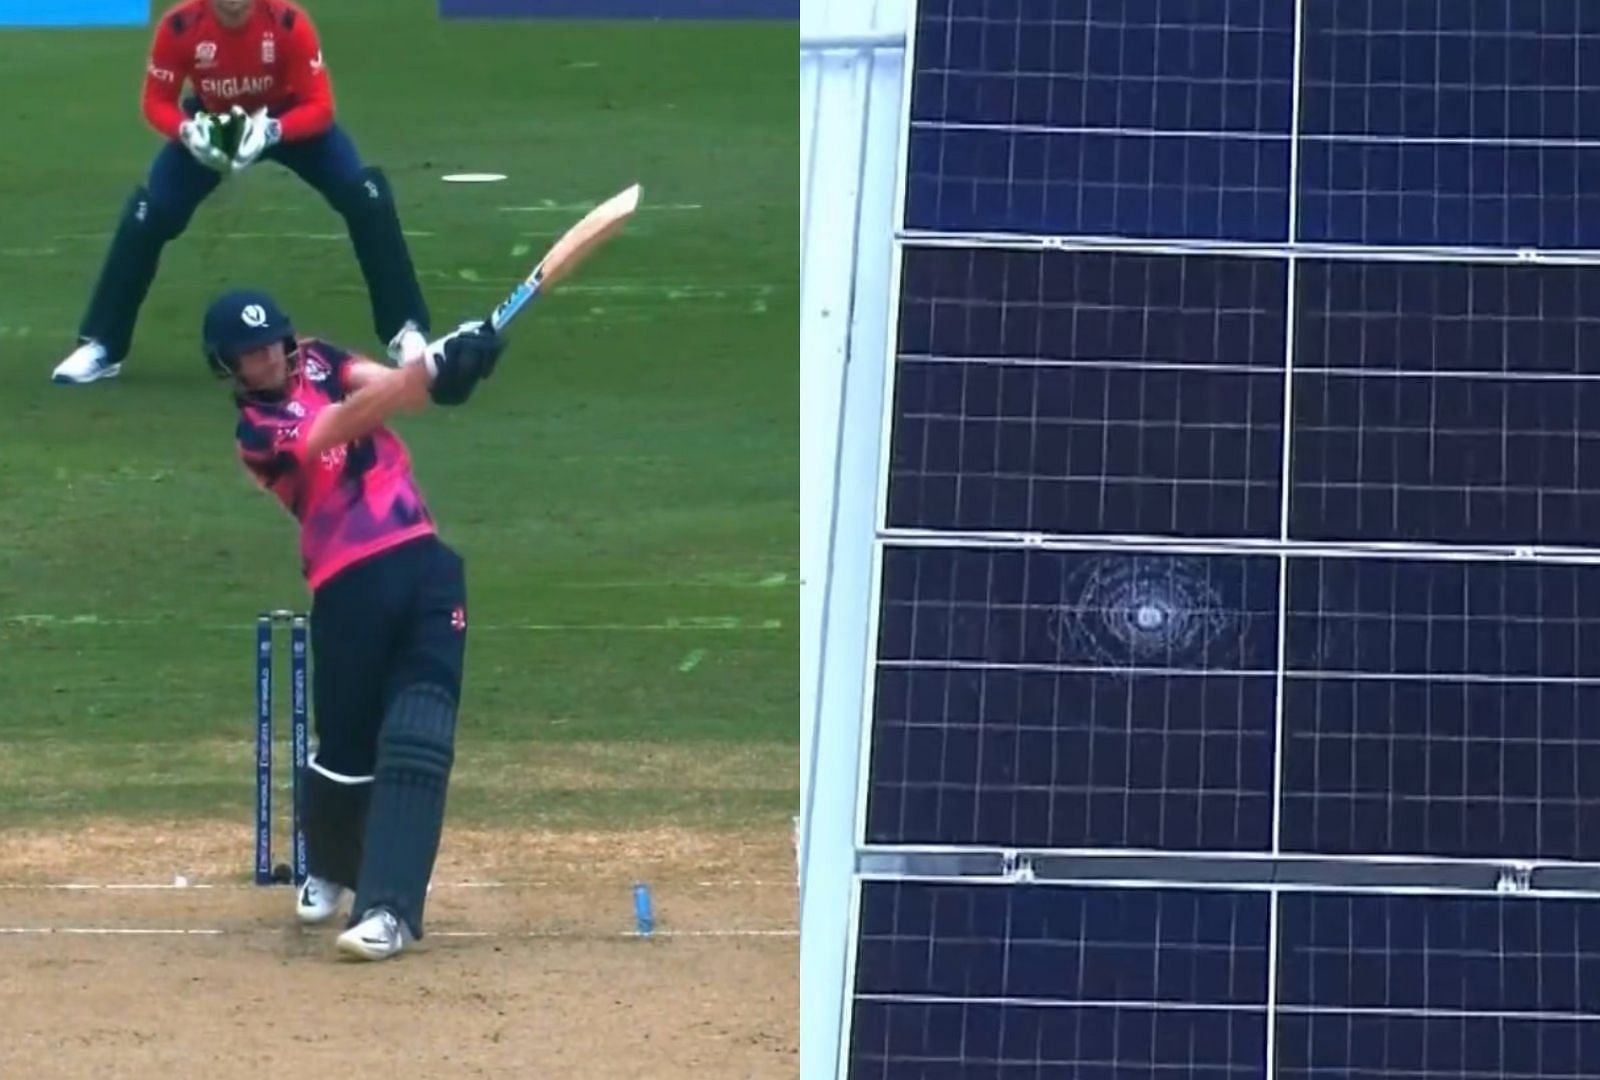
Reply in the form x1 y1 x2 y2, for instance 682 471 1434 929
0 1 797 833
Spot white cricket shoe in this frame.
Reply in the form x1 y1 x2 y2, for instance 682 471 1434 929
51 340 121 384
296 875 349 925
386 321 428 366
336 906 412 962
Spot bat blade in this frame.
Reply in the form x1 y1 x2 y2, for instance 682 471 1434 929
489 183 642 331
536 182 641 291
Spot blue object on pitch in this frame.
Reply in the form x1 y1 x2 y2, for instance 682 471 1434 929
633 883 654 937
203 289 297 376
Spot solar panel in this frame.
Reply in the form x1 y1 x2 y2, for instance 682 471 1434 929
1291 260 1600 545
1281 556 1600 861
906 0 1296 238
850 0 1600 1075
850 881 1271 1079
851 886 1600 1077
1276 892 1600 1078
1298 0 1600 249
889 247 1289 538
869 543 1280 850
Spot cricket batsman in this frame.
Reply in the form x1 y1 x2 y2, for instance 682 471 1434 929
54 0 430 385
208 287 501 960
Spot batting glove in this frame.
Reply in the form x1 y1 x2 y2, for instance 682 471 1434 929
232 108 282 173
423 321 507 407
408 321 486 372
178 114 229 172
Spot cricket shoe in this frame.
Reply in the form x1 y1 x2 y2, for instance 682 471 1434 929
51 340 121 385
296 875 349 925
336 906 412 962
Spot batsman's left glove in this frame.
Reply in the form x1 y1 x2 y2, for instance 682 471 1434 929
232 108 282 173
422 321 507 406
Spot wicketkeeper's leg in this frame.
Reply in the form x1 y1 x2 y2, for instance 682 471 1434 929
76 142 220 363
270 125 431 347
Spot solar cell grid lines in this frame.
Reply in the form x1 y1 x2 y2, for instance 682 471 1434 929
870 545 1279 850
908 0 1297 239
906 0 1600 247
851 882 1273 1079
889 246 1289 539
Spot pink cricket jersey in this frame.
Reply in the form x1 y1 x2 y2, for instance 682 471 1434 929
235 339 436 590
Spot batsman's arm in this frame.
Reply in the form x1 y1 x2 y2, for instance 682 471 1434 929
141 22 188 139
305 363 431 458
339 357 396 394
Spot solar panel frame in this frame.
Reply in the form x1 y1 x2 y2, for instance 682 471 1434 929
840 0 1600 1076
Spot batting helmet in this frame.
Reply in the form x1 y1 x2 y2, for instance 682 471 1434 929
202 288 298 379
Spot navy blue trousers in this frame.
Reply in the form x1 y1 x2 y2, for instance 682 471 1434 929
309 535 468 778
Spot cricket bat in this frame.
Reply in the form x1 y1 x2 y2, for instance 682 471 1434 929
486 183 643 332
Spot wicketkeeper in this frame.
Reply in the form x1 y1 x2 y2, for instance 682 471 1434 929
55 0 430 384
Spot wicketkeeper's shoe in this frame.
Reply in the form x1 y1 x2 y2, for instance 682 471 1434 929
336 906 412 962
296 875 349 925
51 340 120 385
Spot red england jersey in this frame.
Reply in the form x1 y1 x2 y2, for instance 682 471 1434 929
236 339 437 590
143 0 334 143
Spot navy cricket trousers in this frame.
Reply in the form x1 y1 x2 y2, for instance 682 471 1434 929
309 535 468 780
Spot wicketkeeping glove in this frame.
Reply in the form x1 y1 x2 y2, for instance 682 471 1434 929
232 107 282 173
422 321 507 407
178 113 229 172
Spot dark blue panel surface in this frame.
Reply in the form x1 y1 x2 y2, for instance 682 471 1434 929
1301 0 1600 140
1276 556 1600 860
850 882 1270 1079
912 0 1296 132
852 1000 1269 1080
907 0 1294 239
898 247 1290 368
1276 893 1600 1080
1278 893 1600 1013
907 128 1292 240
889 359 1285 537
1291 262 1600 543
1297 1 1600 246
1296 261 1600 377
1289 371 1600 545
878 546 1281 669
856 882 1270 1002
1280 676 1600 860
891 246 1288 538
1277 1014 1600 1080
870 665 1278 849
1296 141 1600 249
1283 558 1600 680
869 546 1279 850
